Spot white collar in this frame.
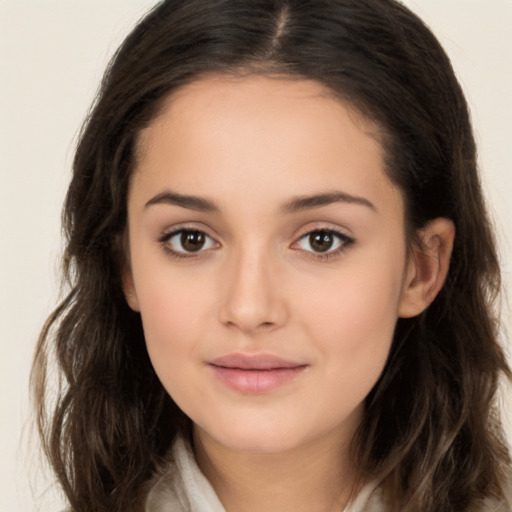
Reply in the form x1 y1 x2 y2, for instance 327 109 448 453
145 436 384 512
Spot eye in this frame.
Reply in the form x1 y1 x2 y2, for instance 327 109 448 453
294 229 353 254
160 229 217 255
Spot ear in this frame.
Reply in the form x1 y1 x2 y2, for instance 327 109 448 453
398 217 455 318
122 267 140 312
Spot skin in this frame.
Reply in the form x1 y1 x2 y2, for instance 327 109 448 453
124 75 454 512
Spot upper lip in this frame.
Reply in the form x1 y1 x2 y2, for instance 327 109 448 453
210 353 305 370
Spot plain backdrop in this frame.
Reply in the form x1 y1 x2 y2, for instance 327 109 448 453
1 1 511 510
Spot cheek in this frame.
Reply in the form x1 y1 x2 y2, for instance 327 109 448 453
134 272 212 370
137 281 214 409
298 255 405 383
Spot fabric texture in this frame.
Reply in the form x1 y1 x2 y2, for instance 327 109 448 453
144 436 386 512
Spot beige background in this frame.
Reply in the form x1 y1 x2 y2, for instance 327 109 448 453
1 1 510 510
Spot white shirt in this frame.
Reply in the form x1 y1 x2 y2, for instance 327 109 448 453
145 437 385 512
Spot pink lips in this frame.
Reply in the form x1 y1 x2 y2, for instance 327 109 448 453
209 354 307 394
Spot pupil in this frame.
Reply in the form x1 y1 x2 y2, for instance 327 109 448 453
310 231 333 252
181 231 205 252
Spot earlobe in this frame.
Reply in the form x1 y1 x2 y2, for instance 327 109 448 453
398 217 455 318
122 268 140 312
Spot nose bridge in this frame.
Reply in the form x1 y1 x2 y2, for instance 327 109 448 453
219 241 285 332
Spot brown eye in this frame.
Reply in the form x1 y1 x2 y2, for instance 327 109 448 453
294 229 353 256
161 229 217 255
181 230 206 252
309 231 334 252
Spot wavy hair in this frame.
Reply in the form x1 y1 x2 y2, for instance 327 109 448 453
32 1 512 510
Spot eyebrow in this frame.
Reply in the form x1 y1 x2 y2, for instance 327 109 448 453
281 192 376 213
144 190 219 212
144 189 376 214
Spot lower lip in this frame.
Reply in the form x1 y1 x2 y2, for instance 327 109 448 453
210 365 307 394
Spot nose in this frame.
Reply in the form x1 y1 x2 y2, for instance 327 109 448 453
218 247 288 334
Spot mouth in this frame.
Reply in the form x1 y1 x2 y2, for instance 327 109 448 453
208 353 308 394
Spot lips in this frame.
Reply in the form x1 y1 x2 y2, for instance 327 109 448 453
209 354 307 394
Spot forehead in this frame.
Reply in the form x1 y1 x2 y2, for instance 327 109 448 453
131 75 402 219
136 74 382 167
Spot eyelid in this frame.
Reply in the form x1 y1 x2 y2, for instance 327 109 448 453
156 220 218 242
291 222 354 243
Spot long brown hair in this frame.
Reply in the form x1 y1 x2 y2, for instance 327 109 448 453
32 1 511 510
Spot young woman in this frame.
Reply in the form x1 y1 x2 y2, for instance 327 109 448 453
32 1 512 511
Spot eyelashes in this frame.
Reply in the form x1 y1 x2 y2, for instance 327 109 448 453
158 229 219 258
158 227 355 261
291 229 355 261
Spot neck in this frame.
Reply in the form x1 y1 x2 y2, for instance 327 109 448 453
193 427 361 512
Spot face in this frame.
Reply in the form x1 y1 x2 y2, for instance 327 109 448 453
124 75 414 455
